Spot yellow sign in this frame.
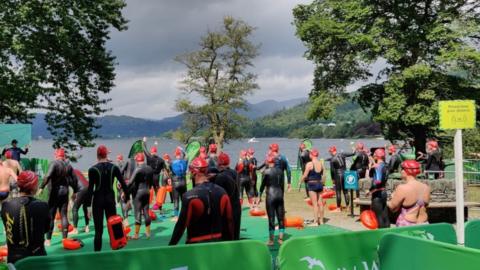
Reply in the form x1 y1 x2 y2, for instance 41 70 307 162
439 100 476 130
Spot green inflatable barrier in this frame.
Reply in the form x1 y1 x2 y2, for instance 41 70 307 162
465 219 480 249
379 234 480 270
278 223 456 270
15 240 272 270
186 140 201 163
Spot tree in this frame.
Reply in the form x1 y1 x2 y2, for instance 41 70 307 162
175 16 260 147
0 0 127 154
293 0 480 154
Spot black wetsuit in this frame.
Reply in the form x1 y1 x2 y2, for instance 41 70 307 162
274 154 292 184
41 159 74 240
144 151 165 191
120 159 136 218
2 147 28 162
247 157 258 197
87 162 128 251
369 162 390 228
387 153 402 174
169 182 234 245
69 172 90 229
425 149 443 179
328 152 354 207
170 159 188 214
299 149 311 196
260 167 285 234
350 151 369 197
207 156 219 173
237 159 253 201
1 196 49 264
212 169 241 240
127 164 153 226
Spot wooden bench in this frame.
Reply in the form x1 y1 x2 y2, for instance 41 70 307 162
354 199 480 223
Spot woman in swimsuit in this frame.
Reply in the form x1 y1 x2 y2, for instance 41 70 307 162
387 160 431 226
300 149 325 226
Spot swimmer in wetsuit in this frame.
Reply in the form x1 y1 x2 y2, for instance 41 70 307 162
206 144 219 172
213 152 241 240
300 149 325 226
127 153 153 240
87 145 129 252
388 160 430 226
120 157 136 220
69 169 90 234
169 157 234 245
160 153 173 214
246 148 259 204
368 148 390 228
143 145 166 206
327 146 354 210
423 140 444 179
37 148 75 246
298 143 311 197
1 171 49 264
350 142 369 198
236 150 254 208
260 155 287 246
0 161 17 202
170 148 188 217
387 145 402 174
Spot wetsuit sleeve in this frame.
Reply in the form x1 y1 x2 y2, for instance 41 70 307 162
142 143 153 160
343 152 355 158
259 173 267 196
41 162 55 189
257 162 266 171
87 168 97 207
69 173 80 193
113 165 128 194
169 195 189 245
127 168 139 191
220 194 234 241
281 158 291 184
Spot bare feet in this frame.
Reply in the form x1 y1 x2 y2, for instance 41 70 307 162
308 223 319 227
131 234 139 240
278 239 283 245
330 208 341 213
44 240 51 247
266 239 274 246
84 226 90 233
70 228 79 235
171 217 178 222
145 233 151 239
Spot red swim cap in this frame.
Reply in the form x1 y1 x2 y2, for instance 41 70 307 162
163 153 171 162
175 147 182 157
270 143 279 153
240 150 247 158
427 140 438 150
299 143 306 150
189 157 208 174
17 171 38 193
55 148 66 159
116 154 123 161
97 145 109 158
218 152 230 166
247 148 255 155
388 145 396 154
209 144 217 153
329 146 337 153
150 146 158 154
401 160 421 176
135 153 145 162
4 151 12 159
374 148 385 159
310 149 319 157
199 146 206 154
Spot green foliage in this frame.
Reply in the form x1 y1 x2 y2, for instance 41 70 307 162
0 0 128 156
294 0 480 153
175 16 259 147
243 99 381 138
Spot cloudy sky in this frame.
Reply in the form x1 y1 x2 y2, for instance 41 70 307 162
105 0 315 119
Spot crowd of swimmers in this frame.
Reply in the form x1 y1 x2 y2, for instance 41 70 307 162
0 137 444 263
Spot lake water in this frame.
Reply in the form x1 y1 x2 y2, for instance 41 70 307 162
27 137 389 171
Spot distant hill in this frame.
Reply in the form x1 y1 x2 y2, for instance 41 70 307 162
31 98 307 139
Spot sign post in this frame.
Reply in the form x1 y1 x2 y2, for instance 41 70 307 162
344 171 358 217
439 100 476 245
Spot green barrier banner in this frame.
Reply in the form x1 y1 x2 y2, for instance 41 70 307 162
15 240 271 270
465 219 480 249
128 140 145 159
379 234 480 270
0 124 31 148
278 223 456 270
